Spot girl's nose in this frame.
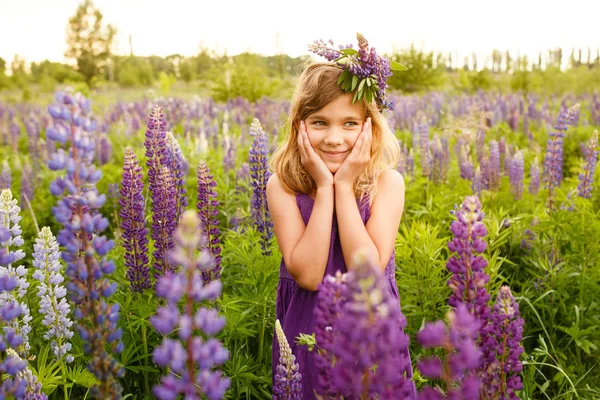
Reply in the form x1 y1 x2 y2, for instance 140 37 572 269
324 130 344 146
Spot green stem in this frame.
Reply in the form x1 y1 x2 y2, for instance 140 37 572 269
141 313 151 397
258 303 266 363
60 363 68 400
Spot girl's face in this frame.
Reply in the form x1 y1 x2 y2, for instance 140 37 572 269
304 93 366 174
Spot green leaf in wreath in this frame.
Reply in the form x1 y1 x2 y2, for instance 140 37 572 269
358 78 366 93
351 75 358 91
339 48 359 57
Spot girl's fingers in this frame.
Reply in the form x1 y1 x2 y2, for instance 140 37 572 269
297 122 308 161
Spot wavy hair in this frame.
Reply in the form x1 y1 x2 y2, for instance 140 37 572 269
270 62 401 206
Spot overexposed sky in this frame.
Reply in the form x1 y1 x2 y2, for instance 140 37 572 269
1 0 599 67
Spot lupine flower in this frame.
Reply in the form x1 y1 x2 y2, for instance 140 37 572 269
417 304 482 399
249 119 273 255
5 348 47 400
196 161 222 283
476 129 485 163
0 189 32 357
223 136 237 172
165 131 189 222
47 90 124 399
529 158 540 195
577 130 598 198
419 117 431 178
481 286 524 399
314 250 415 399
543 104 580 208
119 147 151 293
509 150 524 200
430 136 443 184
447 195 491 327
499 137 506 171
32 227 74 363
0 228 27 399
472 166 482 195
145 107 178 282
151 210 230 400
0 161 10 190
273 319 302 400
489 140 500 190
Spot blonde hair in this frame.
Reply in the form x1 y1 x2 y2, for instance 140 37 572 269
270 62 401 205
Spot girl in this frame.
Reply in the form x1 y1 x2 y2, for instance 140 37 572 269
267 60 416 398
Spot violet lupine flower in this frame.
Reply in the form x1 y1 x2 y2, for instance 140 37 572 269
6 348 47 399
308 34 396 110
430 136 444 184
419 117 431 178
47 90 124 399
489 140 500 190
273 319 302 400
0 161 10 189
119 147 151 293
144 107 178 282
577 130 598 198
151 210 230 400
151 167 178 282
96 134 112 166
249 119 273 255
196 161 222 283
314 251 416 399
499 137 506 171
509 150 525 200
481 286 524 399
447 195 491 327
223 136 237 172
529 158 540 195
417 304 482 399
0 228 28 399
543 104 580 209
32 227 74 363
476 129 485 163
165 132 189 222
0 189 32 358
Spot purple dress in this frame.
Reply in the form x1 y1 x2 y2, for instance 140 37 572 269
272 192 417 399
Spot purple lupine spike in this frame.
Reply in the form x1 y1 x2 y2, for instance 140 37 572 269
314 251 415 398
119 147 151 293
481 286 525 399
223 136 237 172
577 130 598 198
419 117 431 178
529 158 540 195
447 195 491 326
151 167 178 282
165 132 188 222
96 134 112 166
273 319 302 400
510 150 525 200
5 348 47 399
498 137 506 171
47 90 124 399
489 140 500 190
196 161 222 283
144 104 169 209
0 227 29 399
441 136 450 182
31 227 74 363
0 161 11 190
476 129 486 163
430 136 443 184
0 189 32 358
248 119 273 255
417 304 482 399
151 210 230 400
543 104 580 209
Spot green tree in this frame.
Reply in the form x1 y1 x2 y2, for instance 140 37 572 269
387 45 444 93
65 0 116 86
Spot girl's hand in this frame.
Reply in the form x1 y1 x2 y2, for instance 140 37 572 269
298 120 334 189
334 117 372 188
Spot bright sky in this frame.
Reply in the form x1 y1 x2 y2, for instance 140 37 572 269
1 0 599 67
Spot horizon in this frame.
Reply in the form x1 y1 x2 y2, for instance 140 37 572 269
1 0 599 70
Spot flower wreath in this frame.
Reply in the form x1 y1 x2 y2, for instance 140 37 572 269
308 33 407 111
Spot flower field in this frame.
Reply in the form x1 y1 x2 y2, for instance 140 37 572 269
0 88 598 399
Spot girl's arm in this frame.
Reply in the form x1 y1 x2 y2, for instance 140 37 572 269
335 169 405 271
267 174 334 291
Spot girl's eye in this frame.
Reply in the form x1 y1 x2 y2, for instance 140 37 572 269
345 121 358 127
313 121 326 126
